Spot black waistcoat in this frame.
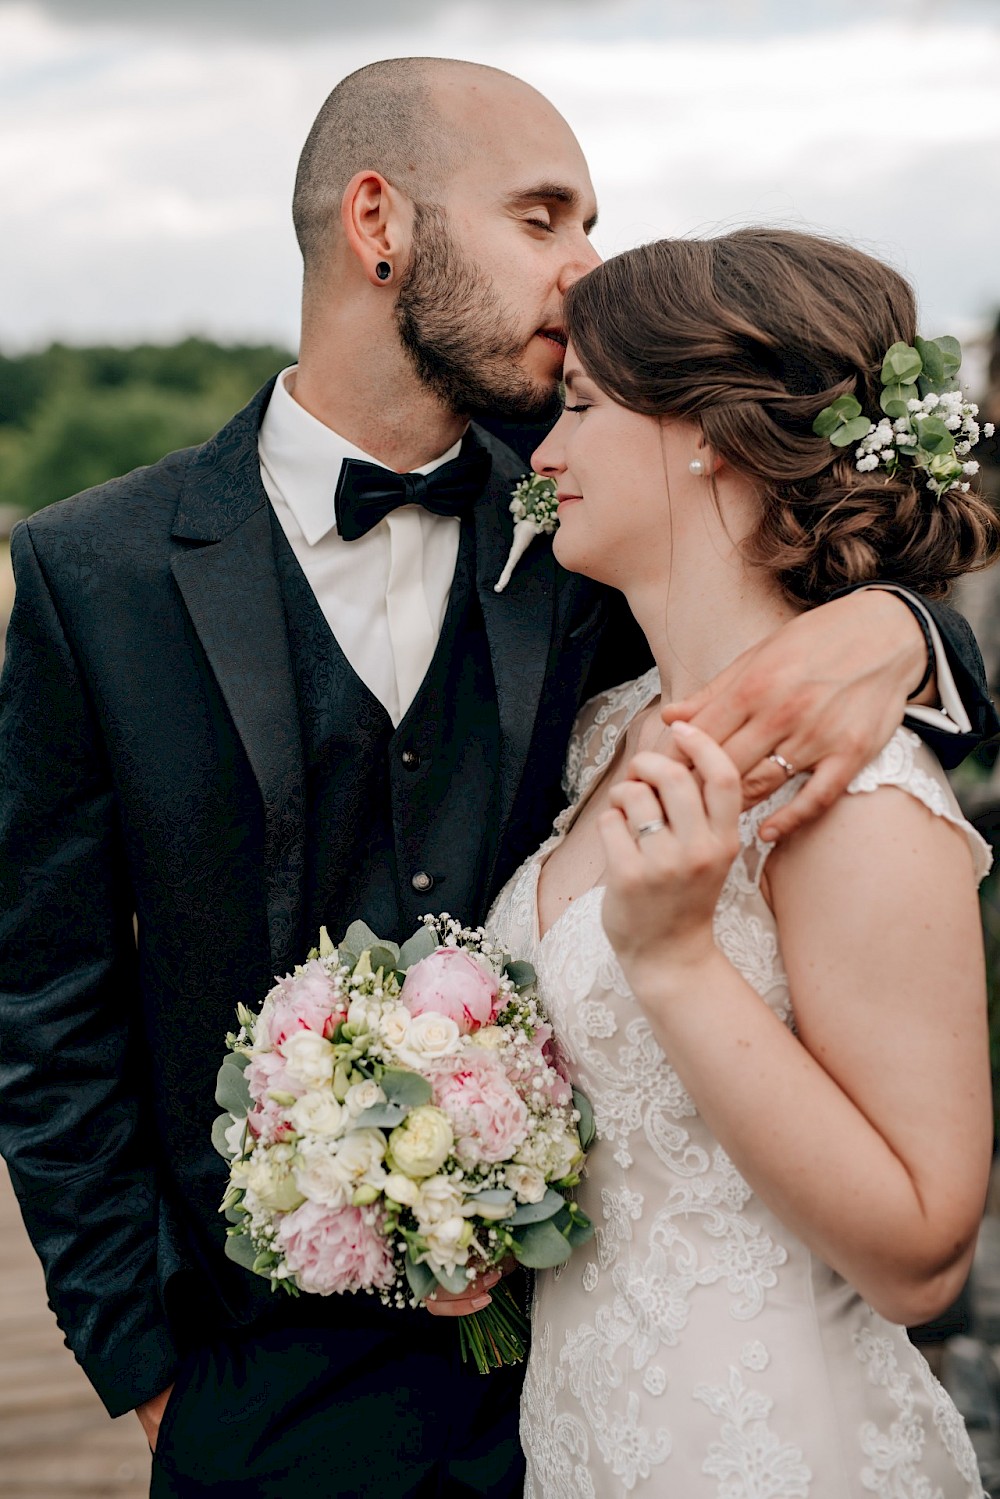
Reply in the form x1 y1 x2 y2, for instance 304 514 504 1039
270 508 502 953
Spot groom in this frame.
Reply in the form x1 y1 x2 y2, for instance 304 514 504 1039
0 57 994 1499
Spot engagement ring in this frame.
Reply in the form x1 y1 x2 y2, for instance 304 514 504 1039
768 753 796 779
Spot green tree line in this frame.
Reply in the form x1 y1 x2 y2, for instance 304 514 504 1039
0 338 294 516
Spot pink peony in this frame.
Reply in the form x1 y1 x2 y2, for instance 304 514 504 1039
259 962 344 1052
400 948 500 1034
276 1202 395 1296
246 1049 298 1108
432 1050 529 1167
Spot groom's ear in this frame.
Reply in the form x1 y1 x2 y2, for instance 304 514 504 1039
341 170 414 289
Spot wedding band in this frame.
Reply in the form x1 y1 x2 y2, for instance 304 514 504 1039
768 753 796 779
636 819 667 839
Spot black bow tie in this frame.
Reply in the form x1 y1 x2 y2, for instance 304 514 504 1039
334 436 493 542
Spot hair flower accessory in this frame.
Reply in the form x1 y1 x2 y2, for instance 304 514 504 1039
494 474 559 593
812 335 994 497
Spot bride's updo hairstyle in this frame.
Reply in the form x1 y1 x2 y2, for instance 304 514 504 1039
563 228 1000 603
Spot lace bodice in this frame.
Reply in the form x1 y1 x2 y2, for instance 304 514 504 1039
488 668 988 1499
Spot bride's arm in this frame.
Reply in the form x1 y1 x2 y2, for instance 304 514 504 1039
600 727 992 1327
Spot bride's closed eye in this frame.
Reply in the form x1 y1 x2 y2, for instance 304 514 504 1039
563 403 591 414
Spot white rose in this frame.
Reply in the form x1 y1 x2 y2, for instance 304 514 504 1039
388 1105 454 1179
289 1091 346 1139
347 995 380 1033
281 1031 336 1091
394 1012 462 1070
378 1004 412 1053
418 1216 474 1275
243 1150 306 1213
292 1139 352 1208
469 1026 506 1052
224 1116 248 1158
413 1174 466 1224
384 1171 420 1207
345 1079 387 1117
504 1163 547 1204
546 1128 584 1181
333 1128 388 1190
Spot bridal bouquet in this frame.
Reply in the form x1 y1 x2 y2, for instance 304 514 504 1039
213 915 595 1371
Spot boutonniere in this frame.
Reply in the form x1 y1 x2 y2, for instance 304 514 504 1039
493 474 559 593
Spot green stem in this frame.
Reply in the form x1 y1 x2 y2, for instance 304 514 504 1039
457 1282 530 1373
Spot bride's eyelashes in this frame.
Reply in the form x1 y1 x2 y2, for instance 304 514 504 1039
563 403 591 414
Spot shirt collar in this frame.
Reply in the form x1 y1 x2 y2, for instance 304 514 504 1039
258 364 464 546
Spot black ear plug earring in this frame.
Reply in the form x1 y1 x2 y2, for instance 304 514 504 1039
375 261 392 281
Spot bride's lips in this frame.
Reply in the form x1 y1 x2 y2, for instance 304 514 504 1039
556 492 582 510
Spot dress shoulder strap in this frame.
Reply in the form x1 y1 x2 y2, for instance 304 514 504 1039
845 726 992 882
562 667 661 806
733 727 992 892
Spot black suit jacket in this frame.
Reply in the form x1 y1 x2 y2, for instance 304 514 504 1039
0 384 634 1416
0 383 994 1419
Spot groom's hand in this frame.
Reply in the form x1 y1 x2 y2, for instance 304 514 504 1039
135 1384 174 1453
661 589 929 843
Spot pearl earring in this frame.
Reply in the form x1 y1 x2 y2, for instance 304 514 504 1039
688 458 706 477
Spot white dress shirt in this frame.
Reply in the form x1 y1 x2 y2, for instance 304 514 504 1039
259 366 463 727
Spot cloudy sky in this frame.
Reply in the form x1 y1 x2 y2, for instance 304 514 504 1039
3 0 1000 357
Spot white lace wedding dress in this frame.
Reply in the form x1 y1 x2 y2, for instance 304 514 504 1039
487 667 992 1499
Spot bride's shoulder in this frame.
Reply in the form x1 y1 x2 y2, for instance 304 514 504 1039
757 726 991 888
563 667 661 805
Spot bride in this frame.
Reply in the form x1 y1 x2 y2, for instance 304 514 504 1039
487 227 999 1497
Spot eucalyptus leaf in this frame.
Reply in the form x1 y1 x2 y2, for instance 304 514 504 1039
915 416 955 454
509 1187 565 1225
470 1188 515 1209
573 1088 596 1152
880 383 916 418
211 1111 242 1160
933 334 962 374
830 416 872 447
224 1231 260 1272
352 1101 409 1129
215 1055 251 1118
223 1202 246 1225
404 1252 438 1303
564 1215 595 1249
881 342 922 385
397 927 438 971
504 960 537 990
512 1218 573 1269
432 1262 473 1294
914 336 945 384
812 395 861 438
380 1068 434 1108
340 920 383 957
368 944 401 974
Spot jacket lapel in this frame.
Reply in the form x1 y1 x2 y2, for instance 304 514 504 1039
473 428 557 853
170 382 305 976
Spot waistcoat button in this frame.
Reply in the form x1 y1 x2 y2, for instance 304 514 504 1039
401 749 421 770
410 871 434 894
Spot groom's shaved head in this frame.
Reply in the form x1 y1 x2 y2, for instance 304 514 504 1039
293 57 547 277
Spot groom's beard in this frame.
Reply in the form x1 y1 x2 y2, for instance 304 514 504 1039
395 204 562 425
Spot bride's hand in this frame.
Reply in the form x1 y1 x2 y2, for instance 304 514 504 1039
599 723 742 993
424 1265 502 1318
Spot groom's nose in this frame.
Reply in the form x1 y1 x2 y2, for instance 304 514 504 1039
557 235 602 293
